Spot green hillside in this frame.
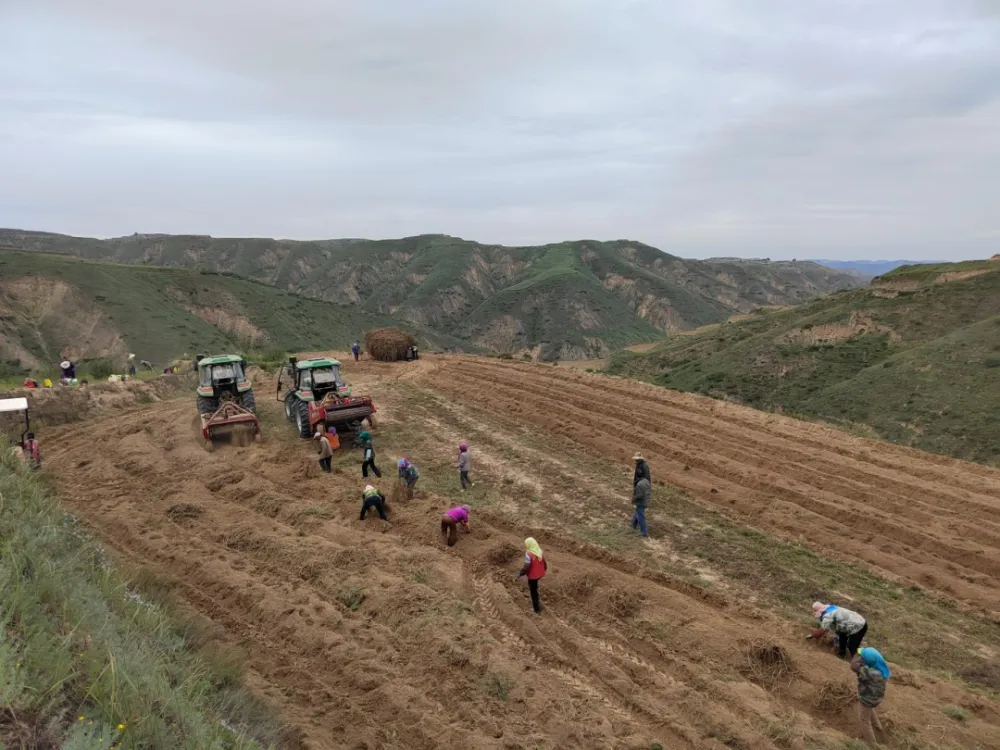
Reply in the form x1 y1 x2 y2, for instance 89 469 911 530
607 258 1000 463
0 251 459 377
0 229 862 361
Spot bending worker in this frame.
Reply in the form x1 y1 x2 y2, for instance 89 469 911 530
360 484 388 521
812 601 868 659
441 504 470 547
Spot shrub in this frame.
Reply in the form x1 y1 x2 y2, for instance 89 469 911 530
499 352 513 360
80 358 114 379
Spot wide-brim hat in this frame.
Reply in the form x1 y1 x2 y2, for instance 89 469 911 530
632 452 644 461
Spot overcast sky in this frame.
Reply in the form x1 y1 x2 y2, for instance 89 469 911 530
2 1 999 260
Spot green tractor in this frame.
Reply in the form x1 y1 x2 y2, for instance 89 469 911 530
277 357 376 439
196 354 260 447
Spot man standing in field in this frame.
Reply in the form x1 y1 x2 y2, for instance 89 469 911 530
351 341 361 362
632 473 651 537
360 431 382 478
633 452 650 486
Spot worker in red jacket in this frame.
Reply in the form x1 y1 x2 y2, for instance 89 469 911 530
515 537 548 614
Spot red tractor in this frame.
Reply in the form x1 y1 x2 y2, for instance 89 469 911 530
277 357 376 438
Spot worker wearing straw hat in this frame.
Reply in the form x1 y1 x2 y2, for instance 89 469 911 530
632 452 651 487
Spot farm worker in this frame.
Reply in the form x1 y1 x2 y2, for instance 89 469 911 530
314 429 334 473
22 432 40 470
359 484 388 521
22 378 37 388
440 504 470 546
352 341 361 361
633 452 650 487
128 354 137 377
398 458 419 490
360 431 382 478
515 537 548 614
812 602 868 659
457 443 473 491
631 475 651 537
42 378 52 388
60 360 75 379
851 647 890 745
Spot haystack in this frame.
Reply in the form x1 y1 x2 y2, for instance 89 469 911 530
364 328 415 362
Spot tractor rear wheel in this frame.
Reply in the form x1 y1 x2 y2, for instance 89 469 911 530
241 390 257 413
295 399 312 438
197 395 219 415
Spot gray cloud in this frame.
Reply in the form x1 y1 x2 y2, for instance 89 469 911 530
1 0 999 259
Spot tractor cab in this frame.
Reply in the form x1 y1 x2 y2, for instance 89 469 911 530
197 355 250 401
283 357 350 401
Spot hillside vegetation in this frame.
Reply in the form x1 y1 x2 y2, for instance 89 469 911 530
0 251 465 377
0 449 280 748
1 229 862 361
607 257 1000 464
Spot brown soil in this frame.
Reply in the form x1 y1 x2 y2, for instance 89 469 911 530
40 355 1000 749
418 357 1000 615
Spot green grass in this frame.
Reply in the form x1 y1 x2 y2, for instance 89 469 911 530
608 261 1000 463
1 230 861 362
0 445 280 748
941 706 969 722
0 250 441 373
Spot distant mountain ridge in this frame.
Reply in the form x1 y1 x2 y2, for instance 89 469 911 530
1 228 862 361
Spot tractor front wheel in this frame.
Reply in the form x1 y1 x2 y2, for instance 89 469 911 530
283 393 295 421
197 395 219 415
295 400 312 438
241 390 257 413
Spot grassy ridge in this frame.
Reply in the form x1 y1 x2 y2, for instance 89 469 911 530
1 229 863 360
0 251 467 375
0 448 280 748
607 259 1000 463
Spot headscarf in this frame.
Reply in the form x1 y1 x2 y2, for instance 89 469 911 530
812 601 830 619
459 443 468 452
524 537 544 560
860 648 891 679
397 458 408 468
365 484 375 493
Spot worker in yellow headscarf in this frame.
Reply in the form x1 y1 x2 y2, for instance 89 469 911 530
515 537 548 614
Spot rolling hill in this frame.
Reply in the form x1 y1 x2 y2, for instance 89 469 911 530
0 250 465 378
1 229 862 361
607 258 1000 464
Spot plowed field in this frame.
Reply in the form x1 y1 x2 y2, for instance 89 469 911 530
44 355 1000 750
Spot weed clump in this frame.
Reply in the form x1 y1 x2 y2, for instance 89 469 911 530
741 639 798 686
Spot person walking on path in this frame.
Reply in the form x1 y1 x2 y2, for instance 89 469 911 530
632 474 651 537
360 431 382 478
812 602 868 659
440 504 470 546
398 458 419 494
351 341 361 362
852 647 890 745
516 537 548 614
633 452 650 487
359 484 388 521
457 443 473 491
314 429 335 473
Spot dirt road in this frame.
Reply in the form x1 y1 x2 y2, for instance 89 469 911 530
43 356 1000 750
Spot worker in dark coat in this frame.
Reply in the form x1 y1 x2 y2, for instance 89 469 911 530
633 452 651 487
